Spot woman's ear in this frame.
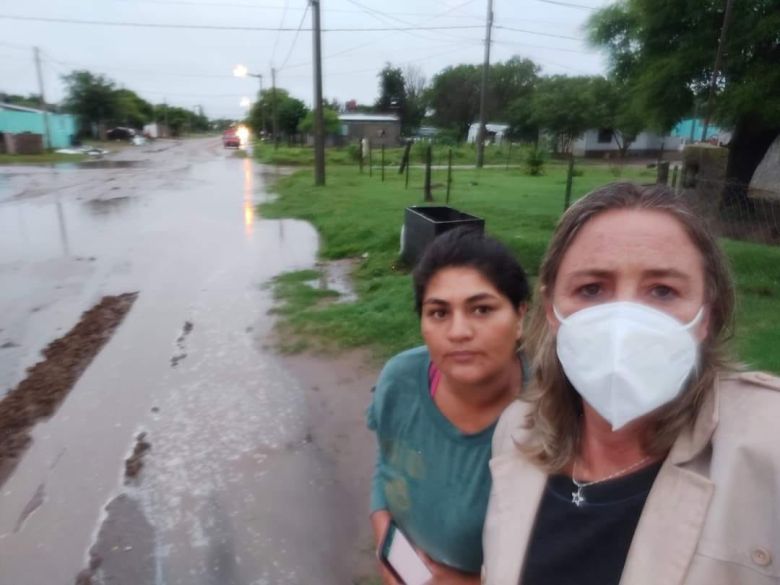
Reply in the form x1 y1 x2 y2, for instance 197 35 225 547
695 306 711 342
541 285 561 334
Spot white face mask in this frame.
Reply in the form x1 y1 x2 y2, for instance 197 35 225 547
554 302 704 431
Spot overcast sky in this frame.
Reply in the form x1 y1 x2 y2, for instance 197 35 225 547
1 0 613 119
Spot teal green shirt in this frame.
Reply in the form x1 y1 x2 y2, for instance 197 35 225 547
367 346 523 574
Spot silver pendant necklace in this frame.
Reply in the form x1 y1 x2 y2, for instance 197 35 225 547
570 456 651 507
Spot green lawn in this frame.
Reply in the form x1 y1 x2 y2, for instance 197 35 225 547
260 163 780 373
0 152 87 164
253 142 536 168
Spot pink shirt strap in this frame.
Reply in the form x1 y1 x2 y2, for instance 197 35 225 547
428 362 442 398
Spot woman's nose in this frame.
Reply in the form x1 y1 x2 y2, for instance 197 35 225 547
447 311 474 341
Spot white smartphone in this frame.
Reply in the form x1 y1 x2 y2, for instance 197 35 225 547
379 520 433 585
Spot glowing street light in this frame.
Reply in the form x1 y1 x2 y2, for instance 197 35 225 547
233 64 249 78
240 96 251 108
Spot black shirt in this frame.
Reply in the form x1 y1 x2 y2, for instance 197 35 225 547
521 461 663 585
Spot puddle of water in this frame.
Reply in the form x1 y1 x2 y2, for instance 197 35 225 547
303 258 359 303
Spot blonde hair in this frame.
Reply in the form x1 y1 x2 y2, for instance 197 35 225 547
522 182 736 472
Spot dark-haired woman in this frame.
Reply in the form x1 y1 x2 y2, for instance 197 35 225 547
367 227 530 584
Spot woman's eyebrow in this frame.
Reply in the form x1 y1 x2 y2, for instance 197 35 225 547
465 293 500 303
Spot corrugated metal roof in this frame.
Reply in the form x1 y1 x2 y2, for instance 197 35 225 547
339 113 399 123
0 103 48 114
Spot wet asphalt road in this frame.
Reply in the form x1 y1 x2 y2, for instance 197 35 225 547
0 139 371 585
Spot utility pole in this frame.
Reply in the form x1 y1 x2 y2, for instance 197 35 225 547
33 47 52 150
701 0 734 142
271 67 279 149
311 0 326 186
475 0 493 168
257 75 265 140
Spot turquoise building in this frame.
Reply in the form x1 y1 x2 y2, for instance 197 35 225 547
672 118 722 142
0 103 77 149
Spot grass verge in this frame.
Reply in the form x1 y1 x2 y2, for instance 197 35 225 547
260 163 780 373
0 152 87 164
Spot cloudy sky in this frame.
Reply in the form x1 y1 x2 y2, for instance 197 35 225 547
1 0 612 119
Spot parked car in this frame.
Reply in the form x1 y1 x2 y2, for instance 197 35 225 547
107 127 136 141
222 127 241 148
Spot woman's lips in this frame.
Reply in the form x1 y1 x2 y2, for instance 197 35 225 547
446 350 480 362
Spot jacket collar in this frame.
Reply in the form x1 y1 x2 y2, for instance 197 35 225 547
489 383 721 585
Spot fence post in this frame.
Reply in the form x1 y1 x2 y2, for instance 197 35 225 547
359 139 364 174
424 144 433 202
506 142 512 170
564 155 575 211
405 151 411 189
671 165 679 192
446 148 453 204
368 142 373 177
657 161 670 185
381 144 385 182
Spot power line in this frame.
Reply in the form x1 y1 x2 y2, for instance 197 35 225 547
494 24 582 41
270 0 291 65
278 2 310 71
0 14 484 32
531 0 597 10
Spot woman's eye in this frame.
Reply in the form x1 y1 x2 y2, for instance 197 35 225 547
650 285 676 299
427 309 447 320
473 305 493 316
578 283 602 298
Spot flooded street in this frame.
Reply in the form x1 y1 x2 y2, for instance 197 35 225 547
0 139 376 585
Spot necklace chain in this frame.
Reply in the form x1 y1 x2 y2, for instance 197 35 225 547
570 456 652 507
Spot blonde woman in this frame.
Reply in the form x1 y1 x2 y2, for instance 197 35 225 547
483 183 780 585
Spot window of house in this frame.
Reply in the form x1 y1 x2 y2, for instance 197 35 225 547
597 128 613 143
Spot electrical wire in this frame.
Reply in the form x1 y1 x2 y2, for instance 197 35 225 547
0 14 484 32
532 0 597 10
277 2 310 71
494 24 582 41
270 0 291 65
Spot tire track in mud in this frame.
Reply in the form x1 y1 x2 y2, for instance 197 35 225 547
0 292 139 487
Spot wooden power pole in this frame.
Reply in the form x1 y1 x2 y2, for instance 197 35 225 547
476 0 493 168
33 47 52 150
701 0 734 142
311 0 326 186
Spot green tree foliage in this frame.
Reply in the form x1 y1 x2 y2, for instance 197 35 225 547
62 70 120 134
428 64 482 139
589 77 645 157
0 93 52 110
154 104 208 136
113 89 154 128
588 0 780 187
248 88 308 138
298 107 341 135
530 76 600 153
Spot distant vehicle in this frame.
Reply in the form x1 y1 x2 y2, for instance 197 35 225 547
222 127 241 148
107 127 136 141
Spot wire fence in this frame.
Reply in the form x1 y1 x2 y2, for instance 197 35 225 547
659 161 780 247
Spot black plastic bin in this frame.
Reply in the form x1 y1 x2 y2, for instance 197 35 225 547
401 206 485 266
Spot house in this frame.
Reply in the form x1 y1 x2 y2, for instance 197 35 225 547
572 129 682 158
467 123 509 145
0 103 77 150
671 118 727 146
338 113 401 147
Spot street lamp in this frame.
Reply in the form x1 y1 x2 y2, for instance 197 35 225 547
240 96 251 108
234 64 265 140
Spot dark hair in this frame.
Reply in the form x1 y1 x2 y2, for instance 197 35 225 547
412 227 530 315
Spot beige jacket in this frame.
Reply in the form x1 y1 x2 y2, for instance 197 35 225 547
482 372 780 585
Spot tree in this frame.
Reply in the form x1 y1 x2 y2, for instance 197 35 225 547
490 57 540 120
404 65 429 134
531 76 600 154
428 64 482 139
589 77 645 158
299 107 340 135
247 88 307 139
113 89 154 128
62 70 120 136
376 64 410 133
589 0 780 194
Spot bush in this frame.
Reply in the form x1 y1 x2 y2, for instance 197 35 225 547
525 148 546 176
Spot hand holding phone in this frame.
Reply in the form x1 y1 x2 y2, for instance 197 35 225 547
378 520 433 585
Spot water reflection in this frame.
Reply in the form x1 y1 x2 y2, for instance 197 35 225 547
242 157 254 238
